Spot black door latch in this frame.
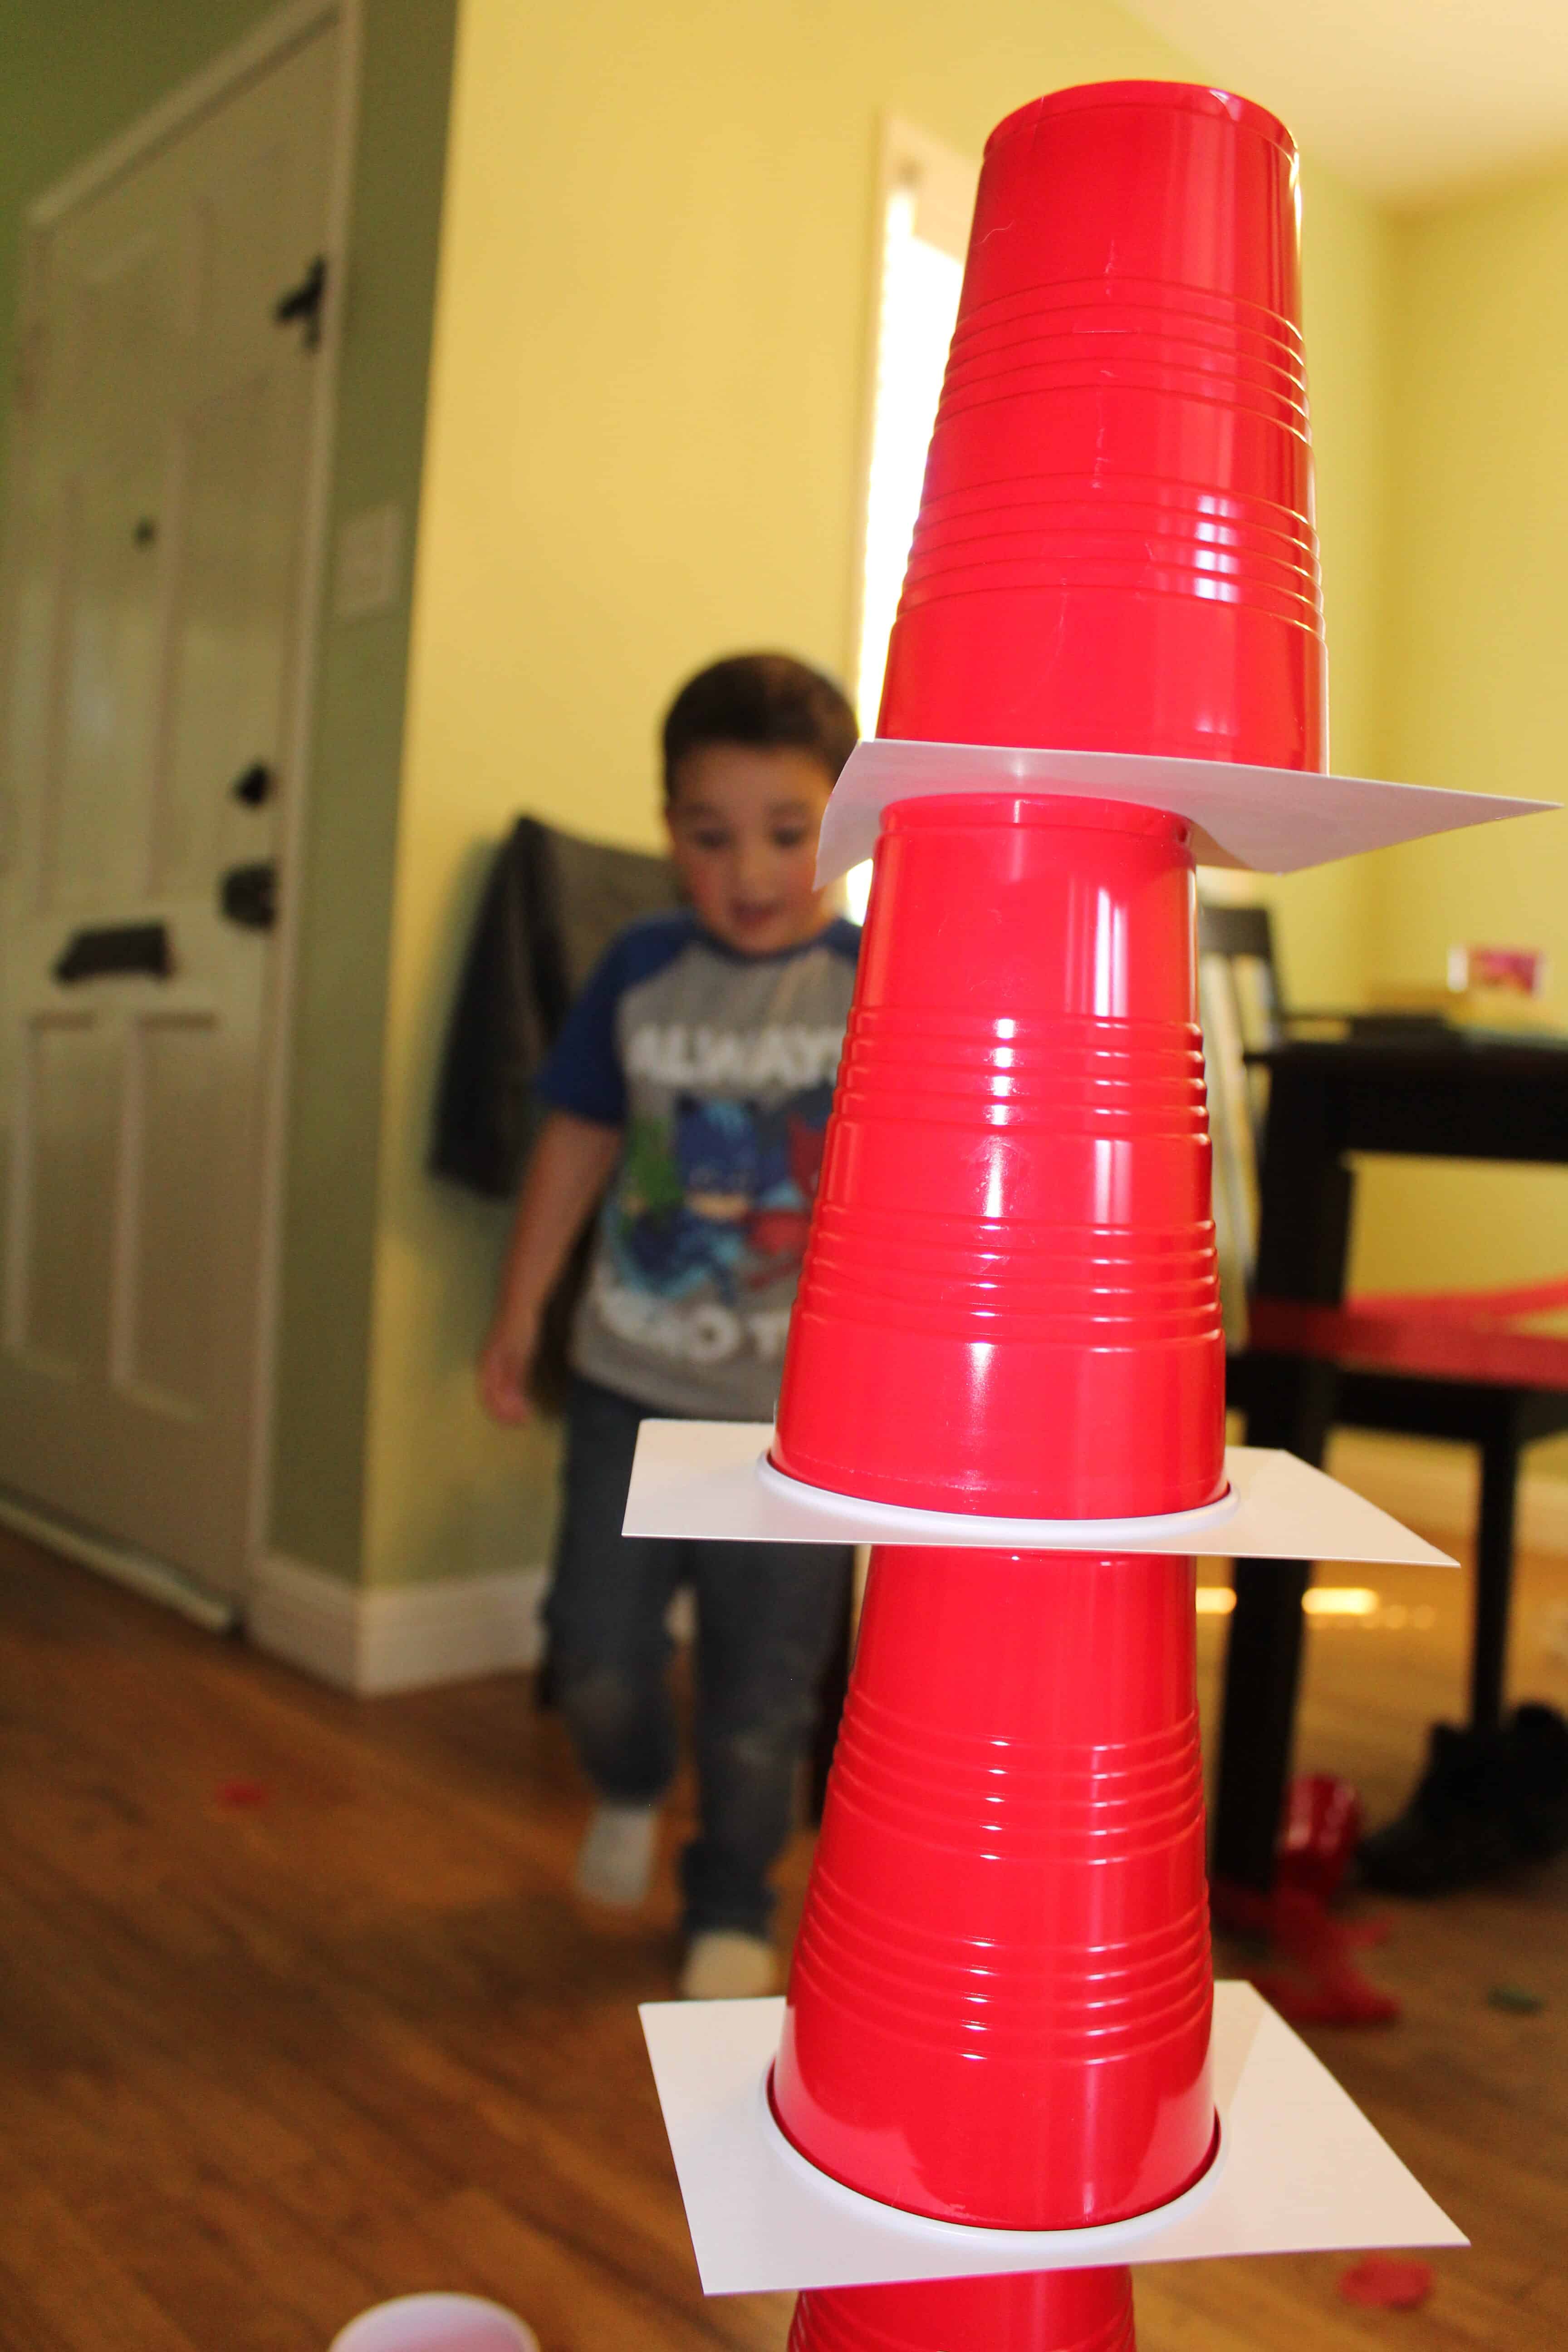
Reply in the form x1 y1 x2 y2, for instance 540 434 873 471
54 921 173 983
230 761 275 807
273 255 328 349
220 863 278 930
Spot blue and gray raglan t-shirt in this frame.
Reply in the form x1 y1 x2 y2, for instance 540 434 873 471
535 909 861 1419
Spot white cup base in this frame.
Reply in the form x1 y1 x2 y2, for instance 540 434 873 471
328 2294 539 2352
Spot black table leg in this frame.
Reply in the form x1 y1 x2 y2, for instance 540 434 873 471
1213 1349 1342 1888
1213 1555 1313 1891
1212 1065 1351 1891
1470 1412 1522 1734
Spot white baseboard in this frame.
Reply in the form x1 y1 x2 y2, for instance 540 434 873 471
1327 1431 1568 1557
249 1554 549 1695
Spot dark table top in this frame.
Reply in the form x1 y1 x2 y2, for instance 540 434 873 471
1255 1024 1568 1065
1250 1027 1568 1165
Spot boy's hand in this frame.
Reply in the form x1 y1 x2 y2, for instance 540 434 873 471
477 1109 620 1429
478 1312 539 1425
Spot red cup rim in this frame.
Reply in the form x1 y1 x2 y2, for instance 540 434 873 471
765 2055 1230 2237
989 80 1294 157
880 792 1194 846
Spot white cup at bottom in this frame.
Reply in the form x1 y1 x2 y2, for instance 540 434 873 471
328 2293 539 2352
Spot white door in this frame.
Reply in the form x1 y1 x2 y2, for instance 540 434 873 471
0 24 340 1599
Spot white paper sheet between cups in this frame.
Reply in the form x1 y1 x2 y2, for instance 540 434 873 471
814 735 1554 888
623 1421 1456 1566
639 1985 1466 2295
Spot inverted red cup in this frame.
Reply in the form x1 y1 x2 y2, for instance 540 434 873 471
771 1544 1215 2229
773 792 1225 1519
789 2266 1137 2351
877 79 1324 770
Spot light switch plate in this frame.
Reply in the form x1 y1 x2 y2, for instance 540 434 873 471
333 502 403 619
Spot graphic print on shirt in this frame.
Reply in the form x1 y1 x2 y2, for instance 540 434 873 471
595 1065 836 1365
537 914 859 1419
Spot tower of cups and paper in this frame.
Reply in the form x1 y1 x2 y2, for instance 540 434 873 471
631 82 1550 2351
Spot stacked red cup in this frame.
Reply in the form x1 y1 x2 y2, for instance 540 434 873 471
878 80 1323 770
773 790 1223 1520
789 2266 1136 2352
775 1541 1213 2223
769 80 1324 2352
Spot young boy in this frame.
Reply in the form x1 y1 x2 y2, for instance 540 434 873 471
478 653 859 1999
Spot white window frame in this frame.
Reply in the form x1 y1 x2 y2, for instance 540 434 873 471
847 117 979 737
843 121 977 922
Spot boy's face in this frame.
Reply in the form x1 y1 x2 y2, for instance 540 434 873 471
665 743 837 955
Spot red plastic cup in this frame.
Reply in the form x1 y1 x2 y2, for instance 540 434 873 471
877 80 1325 771
771 1544 1215 2228
773 793 1225 1519
789 2267 1136 2351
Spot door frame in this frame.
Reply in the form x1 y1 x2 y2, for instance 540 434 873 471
0 0 364 1611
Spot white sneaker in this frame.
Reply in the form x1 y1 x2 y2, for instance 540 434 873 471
679 1930 779 1999
573 1801 660 1908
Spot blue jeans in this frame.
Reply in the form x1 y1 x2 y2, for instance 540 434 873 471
545 1375 852 1937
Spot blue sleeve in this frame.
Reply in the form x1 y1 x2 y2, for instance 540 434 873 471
534 939 630 1126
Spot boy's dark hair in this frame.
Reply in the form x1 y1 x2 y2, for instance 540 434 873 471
662 653 858 802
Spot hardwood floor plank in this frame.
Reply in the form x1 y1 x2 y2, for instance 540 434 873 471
0 2142 207 2352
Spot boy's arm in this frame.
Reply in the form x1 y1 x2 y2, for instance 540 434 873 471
478 1108 621 1424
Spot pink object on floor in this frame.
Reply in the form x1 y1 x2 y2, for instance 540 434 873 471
1213 1880 1400 2027
215 1779 270 1808
1276 1774 1363 1904
1338 2258 1434 2310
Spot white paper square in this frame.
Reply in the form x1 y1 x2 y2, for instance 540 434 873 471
815 736 1553 886
639 1984 1466 2295
622 1424 1456 1567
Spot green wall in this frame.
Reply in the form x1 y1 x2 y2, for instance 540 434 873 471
0 0 281 485
267 0 462 1575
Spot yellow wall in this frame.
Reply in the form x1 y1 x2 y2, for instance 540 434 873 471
358 0 1397 1589
1204 158 1390 1011
1349 164 1568 1333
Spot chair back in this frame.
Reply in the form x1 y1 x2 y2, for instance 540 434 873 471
1197 900 1282 1338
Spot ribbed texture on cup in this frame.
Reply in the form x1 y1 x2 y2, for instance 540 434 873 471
903 473 1321 632
773 795 1225 1518
876 79 1325 768
788 2267 1137 2352
812 1012 1214 1343
772 1547 1215 2229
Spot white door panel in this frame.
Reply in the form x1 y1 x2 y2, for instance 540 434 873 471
7 1010 117 1374
44 456 166 910
0 24 339 1596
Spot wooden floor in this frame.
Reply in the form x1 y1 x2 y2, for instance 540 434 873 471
0 1527 1564 2352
